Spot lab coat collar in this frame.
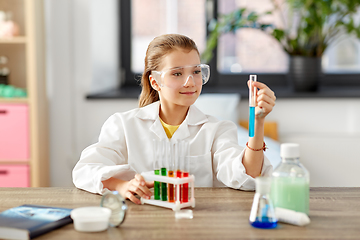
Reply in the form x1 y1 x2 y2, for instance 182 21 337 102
135 101 208 140
135 101 161 121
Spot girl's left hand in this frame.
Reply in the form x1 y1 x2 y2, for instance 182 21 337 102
248 81 276 119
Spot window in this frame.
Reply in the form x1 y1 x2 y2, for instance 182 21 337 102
131 0 207 73
119 0 360 91
323 36 360 72
217 0 360 74
120 0 207 87
217 0 288 74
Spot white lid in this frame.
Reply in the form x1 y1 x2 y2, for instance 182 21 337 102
71 207 111 232
280 143 300 158
71 206 111 220
175 210 193 219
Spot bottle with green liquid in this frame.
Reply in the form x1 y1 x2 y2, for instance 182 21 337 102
271 143 310 215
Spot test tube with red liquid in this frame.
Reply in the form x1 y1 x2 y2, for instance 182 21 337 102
167 142 175 203
181 141 190 203
174 141 182 202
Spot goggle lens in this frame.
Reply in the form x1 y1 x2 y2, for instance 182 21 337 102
152 64 210 89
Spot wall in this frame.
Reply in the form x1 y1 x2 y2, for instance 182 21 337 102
45 0 138 187
239 99 360 187
45 0 360 187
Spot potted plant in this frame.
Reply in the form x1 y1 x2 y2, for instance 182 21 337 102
202 0 360 92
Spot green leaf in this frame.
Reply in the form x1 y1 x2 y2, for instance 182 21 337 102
201 0 360 59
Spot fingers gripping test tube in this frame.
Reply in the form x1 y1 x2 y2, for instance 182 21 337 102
249 75 257 137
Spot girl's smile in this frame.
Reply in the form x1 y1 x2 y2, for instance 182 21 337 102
179 90 197 95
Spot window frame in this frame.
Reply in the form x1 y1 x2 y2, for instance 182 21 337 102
119 0 360 91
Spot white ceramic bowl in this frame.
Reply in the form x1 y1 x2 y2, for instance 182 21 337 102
71 207 111 232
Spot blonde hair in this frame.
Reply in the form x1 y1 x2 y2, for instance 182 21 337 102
138 34 200 108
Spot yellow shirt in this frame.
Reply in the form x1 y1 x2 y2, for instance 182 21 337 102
159 118 180 138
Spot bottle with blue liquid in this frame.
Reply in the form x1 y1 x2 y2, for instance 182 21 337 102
249 177 278 229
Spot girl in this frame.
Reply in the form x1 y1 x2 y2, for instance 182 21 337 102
72 34 276 204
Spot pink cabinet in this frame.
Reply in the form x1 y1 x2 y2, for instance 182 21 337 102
0 165 30 187
0 104 29 160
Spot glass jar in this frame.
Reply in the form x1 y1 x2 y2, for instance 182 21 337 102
249 177 278 229
271 143 310 215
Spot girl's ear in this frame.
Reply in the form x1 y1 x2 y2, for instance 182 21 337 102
149 75 161 91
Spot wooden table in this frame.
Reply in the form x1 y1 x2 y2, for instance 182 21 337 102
0 187 359 239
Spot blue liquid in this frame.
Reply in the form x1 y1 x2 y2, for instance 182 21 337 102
250 217 278 229
249 106 255 137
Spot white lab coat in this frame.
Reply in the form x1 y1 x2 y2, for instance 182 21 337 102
72 101 273 195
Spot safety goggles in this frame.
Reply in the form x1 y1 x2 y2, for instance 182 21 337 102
151 64 210 89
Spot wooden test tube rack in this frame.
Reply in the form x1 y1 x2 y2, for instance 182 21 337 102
140 171 195 211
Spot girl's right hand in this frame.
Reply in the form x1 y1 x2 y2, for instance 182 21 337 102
117 174 154 204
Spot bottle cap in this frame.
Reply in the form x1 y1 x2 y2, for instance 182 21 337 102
280 143 300 158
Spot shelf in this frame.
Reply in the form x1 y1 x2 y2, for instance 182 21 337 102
0 36 27 44
0 98 29 104
0 160 30 165
86 85 360 100
0 0 48 187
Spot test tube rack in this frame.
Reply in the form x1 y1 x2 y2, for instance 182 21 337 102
140 171 195 211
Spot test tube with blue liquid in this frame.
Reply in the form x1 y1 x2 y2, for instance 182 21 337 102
249 75 257 137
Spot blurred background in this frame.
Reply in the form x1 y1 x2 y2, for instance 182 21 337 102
1 0 359 188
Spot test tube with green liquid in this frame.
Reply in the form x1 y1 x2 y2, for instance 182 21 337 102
160 140 167 201
153 139 160 200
